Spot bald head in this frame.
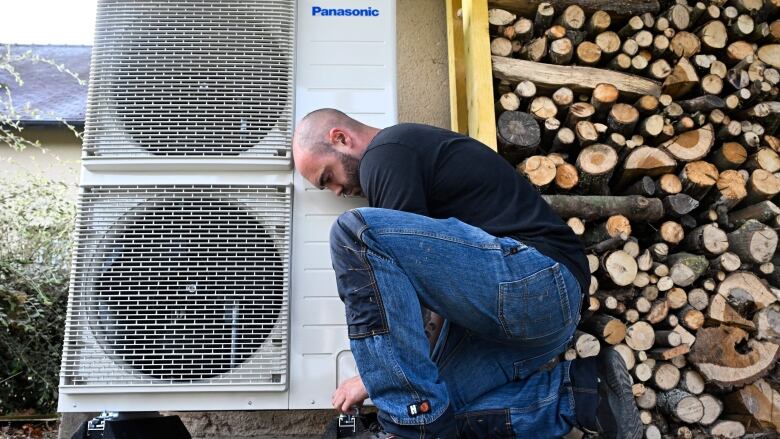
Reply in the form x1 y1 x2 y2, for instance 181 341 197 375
292 108 380 197
293 108 361 154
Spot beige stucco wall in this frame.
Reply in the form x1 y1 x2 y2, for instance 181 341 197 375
397 0 450 127
0 126 82 187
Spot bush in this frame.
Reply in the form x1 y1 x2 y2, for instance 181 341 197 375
0 177 76 414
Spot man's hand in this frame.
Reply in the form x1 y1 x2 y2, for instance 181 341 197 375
332 375 369 413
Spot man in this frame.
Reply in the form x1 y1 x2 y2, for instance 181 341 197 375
292 108 641 439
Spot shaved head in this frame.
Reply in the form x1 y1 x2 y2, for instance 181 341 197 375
294 108 361 154
292 108 379 197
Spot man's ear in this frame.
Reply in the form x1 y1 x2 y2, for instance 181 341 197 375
329 128 350 150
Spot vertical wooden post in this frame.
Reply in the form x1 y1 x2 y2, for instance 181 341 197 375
446 0 468 135
461 0 498 150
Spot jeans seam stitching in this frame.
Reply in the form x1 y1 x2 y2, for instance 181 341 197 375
373 228 502 250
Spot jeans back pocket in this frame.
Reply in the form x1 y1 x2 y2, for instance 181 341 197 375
498 263 571 342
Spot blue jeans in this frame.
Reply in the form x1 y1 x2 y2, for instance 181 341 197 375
330 208 586 438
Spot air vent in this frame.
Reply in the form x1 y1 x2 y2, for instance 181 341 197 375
83 0 294 158
61 185 291 387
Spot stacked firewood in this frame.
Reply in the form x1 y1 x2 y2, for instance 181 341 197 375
487 0 780 437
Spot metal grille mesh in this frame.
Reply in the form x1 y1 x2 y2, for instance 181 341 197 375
83 0 294 158
61 185 291 386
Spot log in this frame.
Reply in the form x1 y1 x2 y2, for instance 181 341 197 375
519 155 557 189
655 330 682 347
680 370 705 396
595 31 622 56
497 111 541 165
659 221 685 245
728 200 780 228
636 386 657 409
657 389 704 424
746 148 780 173
603 250 639 286
564 102 596 129
488 8 516 26
698 394 724 426
745 169 780 205
676 305 705 330
549 37 573 64
554 162 579 191
684 224 729 257
577 144 619 195
625 321 655 351
487 0 660 19
616 147 677 186
662 194 699 218
576 41 602 66
754 304 780 344
491 37 513 57
541 195 665 222
591 83 619 120
575 121 599 147
758 44 780 69
622 176 656 196
574 330 601 358
608 103 640 136
710 271 777 328
587 10 611 37
663 57 700 98
523 36 549 62
727 219 779 264
670 32 701 58
700 169 747 211
723 379 780 433
679 160 719 200
581 313 627 345
656 174 682 196
659 124 715 162
711 142 748 171
689 325 780 388
534 2 555 32
583 215 631 246
529 96 558 121
667 253 709 287
492 56 662 97
653 362 681 391
687 288 709 311
708 421 745 438
698 20 728 50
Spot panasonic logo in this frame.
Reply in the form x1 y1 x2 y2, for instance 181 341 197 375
312 6 380 16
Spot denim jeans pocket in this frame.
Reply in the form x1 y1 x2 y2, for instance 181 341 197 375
498 263 571 341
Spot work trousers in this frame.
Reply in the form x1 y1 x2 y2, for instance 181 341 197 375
330 208 594 438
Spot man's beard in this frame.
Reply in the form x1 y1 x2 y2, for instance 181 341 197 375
338 151 362 197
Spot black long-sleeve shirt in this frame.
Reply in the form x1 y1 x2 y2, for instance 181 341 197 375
359 123 590 295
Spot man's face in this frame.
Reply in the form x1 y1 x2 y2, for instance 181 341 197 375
297 148 363 197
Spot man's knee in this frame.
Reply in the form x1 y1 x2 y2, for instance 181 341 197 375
329 209 389 339
329 209 368 256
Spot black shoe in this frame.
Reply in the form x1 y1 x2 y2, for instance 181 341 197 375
595 347 643 439
321 412 397 439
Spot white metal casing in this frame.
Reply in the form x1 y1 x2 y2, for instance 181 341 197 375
58 0 396 412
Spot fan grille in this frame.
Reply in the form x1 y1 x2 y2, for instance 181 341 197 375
83 0 294 158
60 185 291 386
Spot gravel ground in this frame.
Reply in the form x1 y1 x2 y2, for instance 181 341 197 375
1 423 58 439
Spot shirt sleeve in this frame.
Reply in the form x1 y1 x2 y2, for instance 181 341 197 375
359 143 429 216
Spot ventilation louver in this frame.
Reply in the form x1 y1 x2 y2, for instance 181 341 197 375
60 185 291 387
83 0 294 159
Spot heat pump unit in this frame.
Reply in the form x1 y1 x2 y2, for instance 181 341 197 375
59 0 396 412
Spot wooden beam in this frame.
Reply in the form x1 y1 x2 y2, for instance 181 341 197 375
446 0 468 135
493 56 662 97
462 0 498 150
487 0 660 19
